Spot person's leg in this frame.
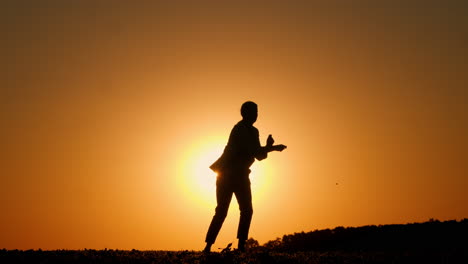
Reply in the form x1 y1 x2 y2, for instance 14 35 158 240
234 179 253 251
205 179 233 250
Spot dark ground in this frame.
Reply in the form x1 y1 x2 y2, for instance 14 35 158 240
3 220 466 263
1 248 467 264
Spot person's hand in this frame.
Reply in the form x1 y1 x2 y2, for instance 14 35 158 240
273 144 287 152
266 134 274 147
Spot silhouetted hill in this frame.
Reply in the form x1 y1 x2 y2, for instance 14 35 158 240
1 220 467 264
263 219 468 252
1 220 467 263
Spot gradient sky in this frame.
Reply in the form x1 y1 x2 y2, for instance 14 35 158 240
1 1 467 251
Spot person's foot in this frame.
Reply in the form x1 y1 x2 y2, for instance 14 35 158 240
237 240 245 252
203 243 212 253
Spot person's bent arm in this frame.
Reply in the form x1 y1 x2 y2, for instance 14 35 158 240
255 135 287 161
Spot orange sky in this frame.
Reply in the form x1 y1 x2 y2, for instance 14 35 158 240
1 1 467 250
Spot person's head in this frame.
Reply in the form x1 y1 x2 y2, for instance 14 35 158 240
241 101 258 125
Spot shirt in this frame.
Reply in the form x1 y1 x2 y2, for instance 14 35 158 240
210 120 268 175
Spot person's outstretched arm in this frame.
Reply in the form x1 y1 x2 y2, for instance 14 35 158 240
265 134 287 152
255 134 286 161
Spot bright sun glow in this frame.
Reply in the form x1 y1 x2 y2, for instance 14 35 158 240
177 137 274 209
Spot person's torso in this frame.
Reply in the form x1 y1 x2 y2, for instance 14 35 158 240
210 121 260 176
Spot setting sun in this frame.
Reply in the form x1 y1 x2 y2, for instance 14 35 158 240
176 139 221 208
176 136 275 209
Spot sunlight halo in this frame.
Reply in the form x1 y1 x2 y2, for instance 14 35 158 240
176 136 274 209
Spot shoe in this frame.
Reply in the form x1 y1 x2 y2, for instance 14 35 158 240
203 243 212 253
237 241 245 252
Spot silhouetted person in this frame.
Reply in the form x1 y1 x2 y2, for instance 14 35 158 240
204 101 287 252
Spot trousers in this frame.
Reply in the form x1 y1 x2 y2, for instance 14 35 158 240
205 174 253 244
